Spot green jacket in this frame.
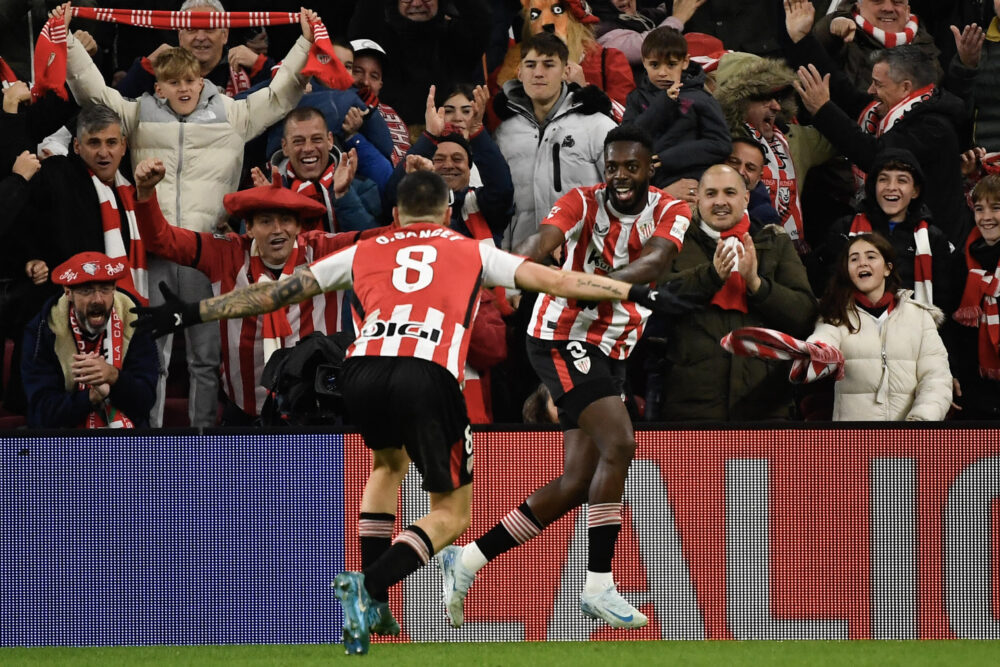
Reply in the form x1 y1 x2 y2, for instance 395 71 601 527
660 222 818 422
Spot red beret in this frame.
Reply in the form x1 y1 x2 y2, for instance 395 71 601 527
564 0 599 24
52 252 130 286
223 181 329 221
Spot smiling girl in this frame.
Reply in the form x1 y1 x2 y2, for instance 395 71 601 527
808 232 952 421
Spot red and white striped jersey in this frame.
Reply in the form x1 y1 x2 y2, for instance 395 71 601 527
134 197 364 415
310 223 524 382
529 183 690 359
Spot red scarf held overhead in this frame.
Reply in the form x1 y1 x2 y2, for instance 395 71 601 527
708 213 752 313
0 56 18 88
31 8 352 102
90 170 148 305
249 240 298 363
68 303 135 429
853 11 919 47
848 213 933 306
953 228 1000 379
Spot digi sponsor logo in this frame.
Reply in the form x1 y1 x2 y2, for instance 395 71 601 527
360 319 443 343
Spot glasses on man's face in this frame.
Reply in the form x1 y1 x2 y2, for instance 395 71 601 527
72 285 117 297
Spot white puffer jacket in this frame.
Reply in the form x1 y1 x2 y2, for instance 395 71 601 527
66 33 308 233
493 81 617 250
807 290 952 421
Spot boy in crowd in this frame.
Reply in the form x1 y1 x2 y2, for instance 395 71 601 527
623 27 730 200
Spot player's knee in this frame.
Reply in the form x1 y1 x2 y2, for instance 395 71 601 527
599 436 636 467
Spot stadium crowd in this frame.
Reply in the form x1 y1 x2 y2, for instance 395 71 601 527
3 0 1000 430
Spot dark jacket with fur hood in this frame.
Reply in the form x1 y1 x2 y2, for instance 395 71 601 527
623 61 731 187
713 52 799 138
493 81 618 250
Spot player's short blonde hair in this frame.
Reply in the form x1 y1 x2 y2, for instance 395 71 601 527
153 47 201 81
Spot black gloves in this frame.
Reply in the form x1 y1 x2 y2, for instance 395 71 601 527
628 281 698 315
130 282 203 338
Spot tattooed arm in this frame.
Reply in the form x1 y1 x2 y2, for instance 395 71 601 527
132 266 328 338
199 266 324 322
513 257 695 315
514 262 632 301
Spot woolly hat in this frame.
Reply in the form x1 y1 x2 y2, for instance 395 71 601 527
223 175 328 221
434 125 473 160
53 252 129 286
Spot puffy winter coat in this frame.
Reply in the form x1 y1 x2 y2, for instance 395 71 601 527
660 222 818 421
65 32 309 234
493 81 617 250
808 290 952 421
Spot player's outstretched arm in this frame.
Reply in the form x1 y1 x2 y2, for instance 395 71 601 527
132 267 324 338
514 263 695 315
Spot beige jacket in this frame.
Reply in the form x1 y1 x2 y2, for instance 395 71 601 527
66 33 309 233
808 290 952 421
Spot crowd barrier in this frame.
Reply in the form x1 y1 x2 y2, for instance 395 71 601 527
2 424 998 646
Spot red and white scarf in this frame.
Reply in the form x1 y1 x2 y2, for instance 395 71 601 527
0 56 17 89
857 84 935 138
378 103 412 167
285 161 336 232
31 15 69 100
744 123 803 241
32 8 352 101
249 239 298 363
720 326 845 383
848 213 933 306
90 170 148 305
225 65 251 98
953 228 1000 379
69 303 134 429
853 11 919 47
703 213 751 313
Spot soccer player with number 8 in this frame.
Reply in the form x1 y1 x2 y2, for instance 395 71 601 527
132 166 691 654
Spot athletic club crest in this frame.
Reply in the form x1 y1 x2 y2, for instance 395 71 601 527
573 357 591 374
82 261 100 276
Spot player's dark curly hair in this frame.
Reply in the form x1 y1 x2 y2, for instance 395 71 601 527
604 125 654 154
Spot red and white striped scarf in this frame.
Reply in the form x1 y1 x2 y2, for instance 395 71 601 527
69 303 135 429
249 239 298 363
31 15 69 100
90 170 148 305
857 84 935 138
703 213 751 313
720 326 845 383
953 228 1000 379
378 102 412 167
31 8 352 102
285 161 337 232
225 65 251 98
848 213 933 306
853 11 919 47
0 56 17 89
744 123 803 241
